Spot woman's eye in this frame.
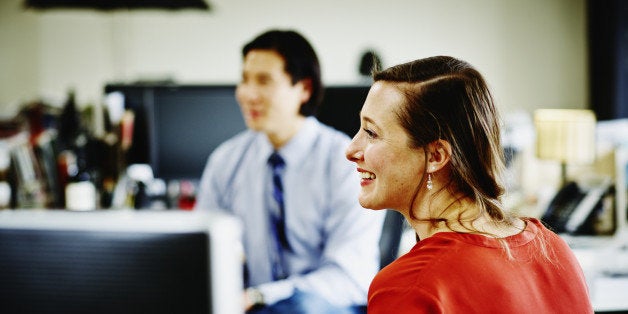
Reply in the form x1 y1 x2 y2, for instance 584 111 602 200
363 128 377 139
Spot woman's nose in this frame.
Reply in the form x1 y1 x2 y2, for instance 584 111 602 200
345 136 363 162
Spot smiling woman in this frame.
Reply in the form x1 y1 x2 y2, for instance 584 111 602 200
345 56 594 314
346 81 425 213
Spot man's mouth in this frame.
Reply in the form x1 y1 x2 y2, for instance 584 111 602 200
248 110 262 119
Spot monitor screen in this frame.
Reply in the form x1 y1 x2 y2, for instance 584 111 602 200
105 84 247 181
0 209 243 314
316 85 370 138
149 86 246 181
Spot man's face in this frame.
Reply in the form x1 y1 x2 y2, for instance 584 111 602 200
235 49 310 136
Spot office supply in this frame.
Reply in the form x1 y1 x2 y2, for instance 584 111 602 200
542 176 614 235
534 108 597 187
0 209 243 314
545 143 628 241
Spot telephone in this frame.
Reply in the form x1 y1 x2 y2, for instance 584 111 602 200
541 177 615 235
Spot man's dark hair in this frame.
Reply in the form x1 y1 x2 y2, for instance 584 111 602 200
242 29 323 116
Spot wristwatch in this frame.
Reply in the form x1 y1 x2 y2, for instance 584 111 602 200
246 287 265 308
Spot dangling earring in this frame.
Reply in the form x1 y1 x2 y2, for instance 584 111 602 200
426 172 433 191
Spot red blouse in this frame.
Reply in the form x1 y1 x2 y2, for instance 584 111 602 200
368 218 593 314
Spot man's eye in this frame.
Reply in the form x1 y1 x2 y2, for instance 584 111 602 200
258 77 272 85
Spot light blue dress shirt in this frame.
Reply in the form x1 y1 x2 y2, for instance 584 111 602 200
195 117 385 307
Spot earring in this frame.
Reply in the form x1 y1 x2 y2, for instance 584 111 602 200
426 173 433 191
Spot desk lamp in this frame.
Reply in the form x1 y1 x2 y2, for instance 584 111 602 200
534 109 597 187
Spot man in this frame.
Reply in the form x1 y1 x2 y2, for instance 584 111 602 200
195 29 384 313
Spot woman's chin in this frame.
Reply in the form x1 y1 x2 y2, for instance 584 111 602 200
358 197 385 210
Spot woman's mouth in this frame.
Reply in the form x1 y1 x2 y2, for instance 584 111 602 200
360 171 376 180
358 169 376 186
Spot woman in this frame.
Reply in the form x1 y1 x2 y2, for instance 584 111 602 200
345 56 593 313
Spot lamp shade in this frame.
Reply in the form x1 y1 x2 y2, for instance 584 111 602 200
534 109 596 165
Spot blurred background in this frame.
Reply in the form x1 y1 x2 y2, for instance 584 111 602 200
1 0 588 114
0 0 625 217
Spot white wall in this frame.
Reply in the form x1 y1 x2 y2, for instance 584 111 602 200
0 0 587 116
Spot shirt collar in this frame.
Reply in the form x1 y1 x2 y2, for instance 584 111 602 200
271 117 318 167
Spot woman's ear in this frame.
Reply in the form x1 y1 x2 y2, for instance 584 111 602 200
427 139 452 172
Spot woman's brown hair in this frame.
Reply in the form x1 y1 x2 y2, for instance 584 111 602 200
374 56 508 226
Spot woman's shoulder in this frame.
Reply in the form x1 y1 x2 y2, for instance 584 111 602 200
376 236 463 284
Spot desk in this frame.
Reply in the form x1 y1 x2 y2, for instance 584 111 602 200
565 234 628 313
590 276 628 312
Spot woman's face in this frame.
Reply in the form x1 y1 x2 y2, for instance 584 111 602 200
345 81 426 212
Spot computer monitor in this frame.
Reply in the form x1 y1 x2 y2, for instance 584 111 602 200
316 85 370 138
0 209 243 314
105 84 247 182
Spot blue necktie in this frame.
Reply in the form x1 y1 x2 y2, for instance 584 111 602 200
268 152 290 279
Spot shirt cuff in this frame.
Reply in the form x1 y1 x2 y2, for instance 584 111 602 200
256 280 295 305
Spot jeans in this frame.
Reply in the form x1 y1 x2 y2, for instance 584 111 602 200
247 289 367 314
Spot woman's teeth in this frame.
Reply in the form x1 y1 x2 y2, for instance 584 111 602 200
360 171 376 180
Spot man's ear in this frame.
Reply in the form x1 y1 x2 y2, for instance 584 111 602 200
298 78 313 104
426 139 452 172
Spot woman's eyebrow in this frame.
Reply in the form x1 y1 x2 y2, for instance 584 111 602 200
362 116 375 125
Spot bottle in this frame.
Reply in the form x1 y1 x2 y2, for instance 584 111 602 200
57 89 98 211
57 89 80 151
56 89 80 206
64 134 97 211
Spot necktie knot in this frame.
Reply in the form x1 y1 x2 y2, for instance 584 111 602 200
268 152 285 170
